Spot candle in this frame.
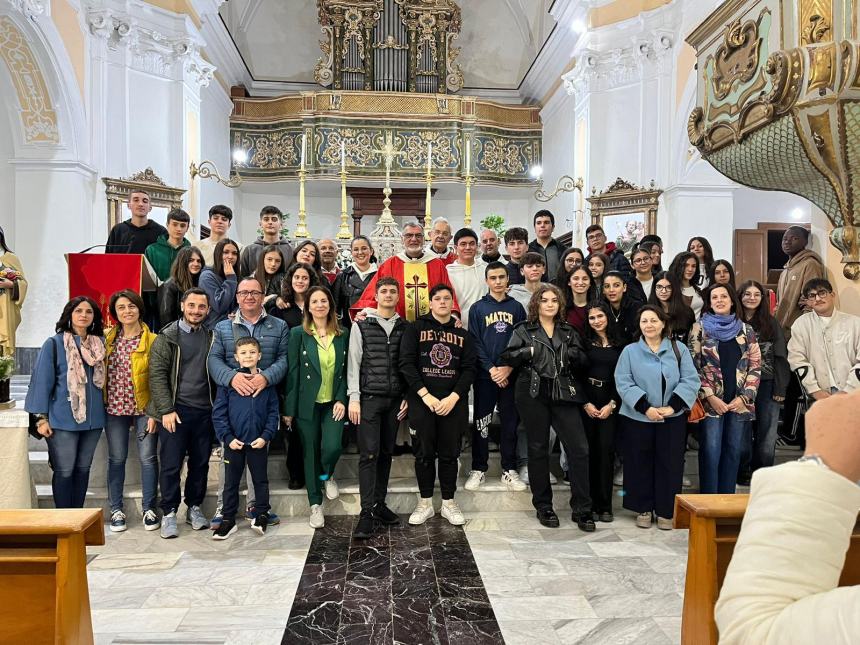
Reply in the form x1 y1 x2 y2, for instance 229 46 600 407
300 133 306 170
341 141 346 173
427 142 432 173
465 138 471 175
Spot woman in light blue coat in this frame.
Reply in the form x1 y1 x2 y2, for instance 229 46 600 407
615 304 700 530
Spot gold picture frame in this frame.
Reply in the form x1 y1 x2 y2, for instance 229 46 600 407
587 178 662 255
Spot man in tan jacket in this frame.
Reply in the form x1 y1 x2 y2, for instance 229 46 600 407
775 226 825 339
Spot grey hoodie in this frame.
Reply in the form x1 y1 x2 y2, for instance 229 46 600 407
347 310 403 403
508 282 545 311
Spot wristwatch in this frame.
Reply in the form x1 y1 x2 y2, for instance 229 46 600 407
609 401 617 410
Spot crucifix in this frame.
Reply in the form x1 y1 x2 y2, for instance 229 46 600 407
404 272 428 321
370 131 407 225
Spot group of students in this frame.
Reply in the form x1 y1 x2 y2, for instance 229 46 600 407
24 191 860 542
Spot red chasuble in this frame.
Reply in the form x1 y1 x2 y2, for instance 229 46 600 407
351 252 460 322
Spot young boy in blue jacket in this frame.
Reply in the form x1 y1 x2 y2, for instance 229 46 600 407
466 262 527 492
212 336 279 539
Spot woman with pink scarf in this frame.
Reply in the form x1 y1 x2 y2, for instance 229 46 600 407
25 296 107 508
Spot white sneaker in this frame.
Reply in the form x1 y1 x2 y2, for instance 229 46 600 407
324 478 339 500
682 476 692 488
408 497 435 525
309 504 325 529
613 466 624 487
464 470 485 491
518 466 530 486
441 499 465 526
501 470 528 492
548 472 558 485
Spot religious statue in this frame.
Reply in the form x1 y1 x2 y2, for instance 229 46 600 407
0 226 26 357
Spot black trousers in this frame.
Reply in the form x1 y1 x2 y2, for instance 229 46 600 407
583 412 616 514
357 395 401 511
621 415 687 519
285 424 304 484
158 404 212 514
409 394 467 500
222 443 270 521
472 377 519 472
515 383 591 515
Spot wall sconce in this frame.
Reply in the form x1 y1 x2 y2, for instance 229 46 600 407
534 174 585 202
189 155 244 189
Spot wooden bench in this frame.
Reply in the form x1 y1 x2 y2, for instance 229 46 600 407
0 509 105 645
674 494 860 645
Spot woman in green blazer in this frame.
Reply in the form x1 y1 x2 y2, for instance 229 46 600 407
283 285 348 529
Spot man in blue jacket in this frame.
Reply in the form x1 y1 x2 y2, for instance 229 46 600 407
207 277 289 527
465 262 528 492
212 337 280 539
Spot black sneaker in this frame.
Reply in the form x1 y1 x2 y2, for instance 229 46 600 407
212 518 237 540
598 511 614 523
251 513 269 536
536 508 559 528
372 503 400 526
576 513 596 532
353 510 375 540
288 479 304 490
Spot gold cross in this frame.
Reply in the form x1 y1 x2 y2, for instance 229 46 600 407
370 131 406 184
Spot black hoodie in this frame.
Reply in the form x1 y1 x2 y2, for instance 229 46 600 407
399 313 477 399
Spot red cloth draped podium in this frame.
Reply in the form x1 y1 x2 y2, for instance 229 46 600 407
67 253 156 325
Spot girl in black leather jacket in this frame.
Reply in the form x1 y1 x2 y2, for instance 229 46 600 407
501 283 595 532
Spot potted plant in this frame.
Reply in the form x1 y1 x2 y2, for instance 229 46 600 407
480 214 506 237
0 354 14 409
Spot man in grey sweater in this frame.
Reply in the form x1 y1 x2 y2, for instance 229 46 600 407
347 277 409 540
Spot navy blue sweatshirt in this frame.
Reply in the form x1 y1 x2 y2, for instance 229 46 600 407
399 314 477 399
212 368 280 444
468 294 527 376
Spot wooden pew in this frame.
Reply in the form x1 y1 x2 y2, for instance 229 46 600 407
674 494 860 645
0 509 105 645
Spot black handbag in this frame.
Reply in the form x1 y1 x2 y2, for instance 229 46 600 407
552 372 587 405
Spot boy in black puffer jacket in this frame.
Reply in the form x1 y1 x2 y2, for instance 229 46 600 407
212 336 279 539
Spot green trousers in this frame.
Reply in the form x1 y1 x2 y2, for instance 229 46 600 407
296 401 344 505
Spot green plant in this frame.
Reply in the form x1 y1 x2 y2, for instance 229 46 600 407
480 214 506 236
0 355 14 380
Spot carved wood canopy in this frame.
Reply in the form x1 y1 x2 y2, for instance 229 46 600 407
347 186 436 236
102 168 186 230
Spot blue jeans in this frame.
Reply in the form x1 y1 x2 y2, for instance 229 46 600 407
698 412 750 494
47 428 103 508
743 379 782 471
105 414 159 512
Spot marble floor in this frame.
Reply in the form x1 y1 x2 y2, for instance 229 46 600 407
86 504 685 645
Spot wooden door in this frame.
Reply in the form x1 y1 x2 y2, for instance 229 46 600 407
734 229 766 285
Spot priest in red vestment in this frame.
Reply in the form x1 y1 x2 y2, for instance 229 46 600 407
351 222 459 321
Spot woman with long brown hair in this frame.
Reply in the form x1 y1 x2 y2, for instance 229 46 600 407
283 285 349 529
158 246 204 326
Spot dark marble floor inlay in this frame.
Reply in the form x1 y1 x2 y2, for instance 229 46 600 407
283 516 503 645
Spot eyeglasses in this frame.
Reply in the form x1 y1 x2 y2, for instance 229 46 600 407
403 233 424 240
586 233 604 241
655 285 672 291
237 290 263 299
805 289 832 301
632 258 650 265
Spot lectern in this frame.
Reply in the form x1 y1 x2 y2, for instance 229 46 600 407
66 253 157 324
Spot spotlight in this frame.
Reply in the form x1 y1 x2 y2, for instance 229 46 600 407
530 165 543 179
232 148 248 164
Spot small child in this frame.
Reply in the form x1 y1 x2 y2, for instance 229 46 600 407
212 336 279 539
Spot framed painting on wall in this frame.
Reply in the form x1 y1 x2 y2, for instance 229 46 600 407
587 178 662 256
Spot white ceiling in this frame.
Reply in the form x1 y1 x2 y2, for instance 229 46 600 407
219 0 556 91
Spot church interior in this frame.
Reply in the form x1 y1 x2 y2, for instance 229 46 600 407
1 0 860 643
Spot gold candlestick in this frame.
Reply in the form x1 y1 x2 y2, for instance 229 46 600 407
294 168 310 239
424 167 433 241
336 166 351 239
464 173 473 229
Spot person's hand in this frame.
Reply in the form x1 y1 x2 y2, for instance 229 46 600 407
332 402 346 421
162 411 181 433
803 389 860 482
223 257 235 276
146 417 158 434
656 406 674 418
423 393 440 411
435 393 459 416
0 279 13 289
773 394 785 403
397 399 408 420
348 401 361 425
248 373 268 396
228 438 244 450
231 372 256 396
811 389 831 401
726 397 747 413
282 415 293 428
275 297 288 310
250 438 267 449
645 407 665 422
598 403 615 419
36 419 53 438
708 395 730 415
498 378 509 389
490 366 513 385
263 294 277 305
583 403 599 418
453 317 463 329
